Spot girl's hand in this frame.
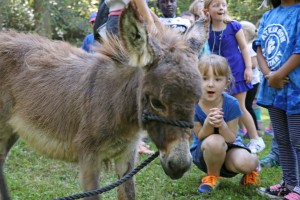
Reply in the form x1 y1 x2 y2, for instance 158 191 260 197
207 108 224 127
244 68 253 84
266 72 289 89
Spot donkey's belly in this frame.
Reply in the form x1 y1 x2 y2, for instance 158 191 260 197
8 114 78 162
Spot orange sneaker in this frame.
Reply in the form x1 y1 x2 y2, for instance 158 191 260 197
198 175 221 193
241 171 260 186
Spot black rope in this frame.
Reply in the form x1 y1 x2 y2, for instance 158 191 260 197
142 112 194 129
53 151 159 200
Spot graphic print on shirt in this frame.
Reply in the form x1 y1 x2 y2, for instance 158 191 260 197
261 24 289 70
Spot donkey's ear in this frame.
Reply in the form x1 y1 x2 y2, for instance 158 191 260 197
185 15 210 55
119 2 154 68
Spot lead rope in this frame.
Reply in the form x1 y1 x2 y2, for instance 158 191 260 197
54 152 159 200
54 111 193 200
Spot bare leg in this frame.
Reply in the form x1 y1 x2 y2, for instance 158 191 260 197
225 148 259 174
233 92 259 140
202 134 227 176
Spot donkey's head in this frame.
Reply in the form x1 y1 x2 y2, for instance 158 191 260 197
113 2 208 179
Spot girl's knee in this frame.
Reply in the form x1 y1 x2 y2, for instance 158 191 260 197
202 135 227 152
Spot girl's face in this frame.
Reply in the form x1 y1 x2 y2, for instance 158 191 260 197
201 66 228 103
208 0 227 22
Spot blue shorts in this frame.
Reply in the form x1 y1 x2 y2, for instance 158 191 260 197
190 136 251 178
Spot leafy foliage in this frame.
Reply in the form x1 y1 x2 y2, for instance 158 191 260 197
1 0 271 46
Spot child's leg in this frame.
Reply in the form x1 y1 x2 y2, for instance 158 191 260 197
233 92 259 140
245 83 260 130
269 107 298 186
287 114 300 186
201 134 227 176
225 148 259 174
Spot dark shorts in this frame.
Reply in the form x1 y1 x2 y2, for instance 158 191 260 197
190 136 251 178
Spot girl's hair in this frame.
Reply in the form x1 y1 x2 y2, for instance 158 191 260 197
198 54 235 92
240 20 257 42
270 0 281 8
260 0 300 9
189 0 205 20
204 0 233 23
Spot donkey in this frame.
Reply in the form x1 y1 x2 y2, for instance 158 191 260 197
0 2 209 200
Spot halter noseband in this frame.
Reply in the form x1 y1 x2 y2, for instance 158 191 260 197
142 112 194 129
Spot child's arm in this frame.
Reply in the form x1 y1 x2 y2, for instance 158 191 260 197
257 46 291 89
194 108 237 142
256 46 271 76
218 118 238 143
268 54 300 89
236 29 252 83
131 0 158 34
194 119 214 140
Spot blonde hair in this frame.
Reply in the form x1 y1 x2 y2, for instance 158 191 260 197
189 0 205 20
204 0 232 23
240 20 257 42
198 54 234 92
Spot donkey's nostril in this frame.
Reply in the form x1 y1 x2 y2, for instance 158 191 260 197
167 160 175 171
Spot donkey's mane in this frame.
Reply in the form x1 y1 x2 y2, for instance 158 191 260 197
96 34 129 66
97 26 190 67
154 27 189 52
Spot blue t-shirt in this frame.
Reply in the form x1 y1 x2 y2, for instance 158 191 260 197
191 92 242 148
81 33 95 53
255 3 300 114
208 21 246 82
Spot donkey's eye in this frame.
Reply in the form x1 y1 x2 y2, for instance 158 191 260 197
150 98 165 111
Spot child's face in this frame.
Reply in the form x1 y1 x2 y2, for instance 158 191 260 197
200 67 228 103
208 0 227 22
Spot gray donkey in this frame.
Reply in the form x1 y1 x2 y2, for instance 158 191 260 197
0 2 209 200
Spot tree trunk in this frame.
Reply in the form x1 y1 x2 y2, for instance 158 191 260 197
33 0 52 38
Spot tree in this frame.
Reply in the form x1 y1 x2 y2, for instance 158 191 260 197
1 0 271 45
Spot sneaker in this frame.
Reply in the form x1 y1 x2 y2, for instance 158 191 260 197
284 186 300 200
264 127 274 136
240 170 260 186
198 175 221 193
248 137 266 154
260 156 280 168
238 128 247 136
258 180 290 199
243 132 250 139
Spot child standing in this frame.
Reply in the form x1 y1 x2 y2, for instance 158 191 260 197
204 0 265 153
240 20 262 136
81 12 97 53
190 54 260 194
254 0 300 199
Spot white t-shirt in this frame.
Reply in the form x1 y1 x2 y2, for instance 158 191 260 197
159 17 191 34
248 42 260 85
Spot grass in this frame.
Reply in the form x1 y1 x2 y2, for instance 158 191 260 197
4 108 281 200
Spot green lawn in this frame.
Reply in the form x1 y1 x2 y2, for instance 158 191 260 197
4 108 281 200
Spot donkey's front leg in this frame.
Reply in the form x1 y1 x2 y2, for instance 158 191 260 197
78 155 101 200
115 148 137 200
